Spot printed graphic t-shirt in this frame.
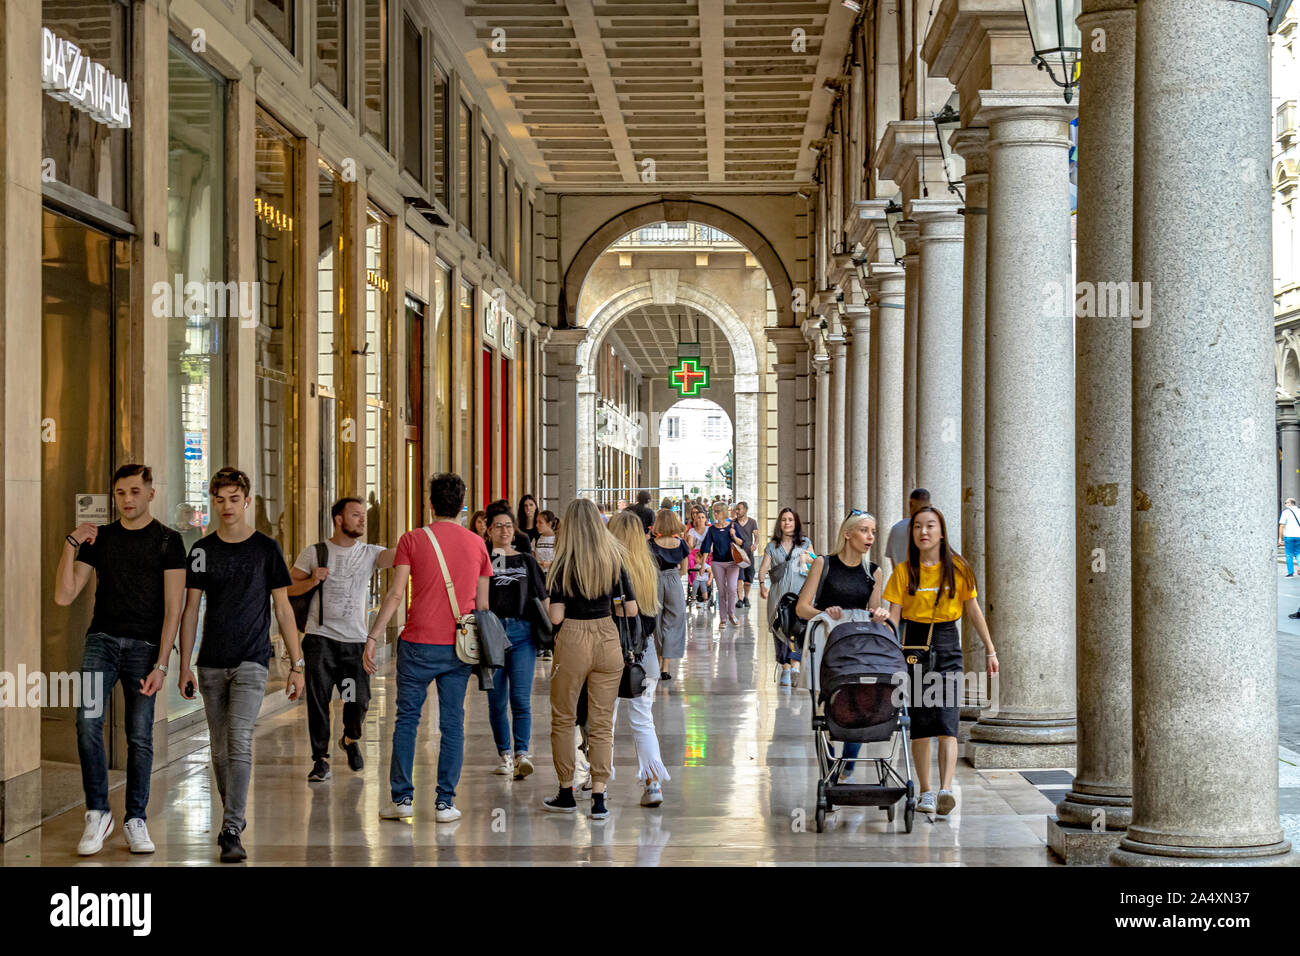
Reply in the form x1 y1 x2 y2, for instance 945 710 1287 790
77 519 187 644
882 561 977 624
395 522 493 645
488 551 548 620
293 541 387 643
186 531 293 668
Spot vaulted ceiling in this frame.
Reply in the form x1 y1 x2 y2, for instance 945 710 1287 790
608 304 736 378
457 0 857 190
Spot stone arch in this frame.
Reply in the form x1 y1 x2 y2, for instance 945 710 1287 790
562 200 795 327
576 281 762 509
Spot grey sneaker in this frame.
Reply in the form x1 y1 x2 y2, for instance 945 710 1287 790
917 791 938 814
936 789 956 815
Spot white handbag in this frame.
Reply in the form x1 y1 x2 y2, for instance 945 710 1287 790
423 525 479 665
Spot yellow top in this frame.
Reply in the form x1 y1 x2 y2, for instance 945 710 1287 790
882 561 976 624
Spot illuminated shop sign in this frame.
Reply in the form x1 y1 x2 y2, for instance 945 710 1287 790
367 269 390 293
254 196 294 232
41 27 132 129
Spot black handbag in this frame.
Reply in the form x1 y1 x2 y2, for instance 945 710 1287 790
771 591 807 650
289 542 329 632
528 597 554 651
615 576 648 698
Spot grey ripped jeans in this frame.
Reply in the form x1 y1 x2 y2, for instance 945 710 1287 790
198 661 268 832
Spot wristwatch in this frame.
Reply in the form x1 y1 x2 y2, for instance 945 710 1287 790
291 657 305 673
153 662 168 675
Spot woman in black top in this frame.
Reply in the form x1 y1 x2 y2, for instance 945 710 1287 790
649 509 691 679
542 497 638 820
484 512 548 781
516 494 541 543
796 510 889 781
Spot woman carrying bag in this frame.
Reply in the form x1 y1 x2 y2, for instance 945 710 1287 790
649 509 690 681
607 511 672 808
758 507 814 686
704 501 744 626
881 505 997 818
484 511 549 781
542 497 638 820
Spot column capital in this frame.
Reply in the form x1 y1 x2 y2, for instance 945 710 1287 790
908 197 965 241
950 126 990 173
973 89 1078 135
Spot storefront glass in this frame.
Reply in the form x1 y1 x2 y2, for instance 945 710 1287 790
42 0 131 210
457 280 475 496
254 108 299 561
317 159 344 538
433 261 453 474
364 205 391 542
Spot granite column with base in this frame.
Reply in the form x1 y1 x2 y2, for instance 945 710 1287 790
1111 0 1295 867
898 222 921 496
1279 402 1300 506
1047 0 1135 865
828 334 848 537
867 265 906 558
910 198 964 554
814 354 831 547
845 308 872 512
952 128 990 720
967 90 1077 769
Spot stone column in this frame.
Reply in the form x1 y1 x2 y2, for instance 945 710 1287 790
0 0 44 840
845 308 872 513
795 346 814 525
1113 0 1295 866
777 358 798 507
1047 0 1136 865
910 198 964 552
952 128 990 715
968 90 1077 769
814 354 831 547
868 260 906 565
1280 403 1300 506
898 221 921 495
735 374 762 514
828 333 848 540
867 283 882 561
542 328 588 505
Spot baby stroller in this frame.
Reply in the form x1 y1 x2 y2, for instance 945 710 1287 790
686 550 715 609
806 612 915 833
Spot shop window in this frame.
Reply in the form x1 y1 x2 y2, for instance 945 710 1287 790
254 108 299 563
364 205 392 542
401 15 423 182
255 0 296 54
433 261 453 474
511 180 522 283
41 0 131 210
495 152 508 263
363 0 387 146
457 280 476 494
479 130 492 248
316 0 347 106
458 99 473 231
317 160 345 537
432 64 449 208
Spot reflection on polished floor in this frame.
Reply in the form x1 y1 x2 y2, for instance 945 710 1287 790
6 597 1062 865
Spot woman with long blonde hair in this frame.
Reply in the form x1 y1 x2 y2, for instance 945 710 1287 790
542 497 638 820
607 511 671 807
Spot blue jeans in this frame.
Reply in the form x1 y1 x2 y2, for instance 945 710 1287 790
389 641 472 806
76 632 157 822
837 743 860 776
487 617 536 755
1285 536 1300 574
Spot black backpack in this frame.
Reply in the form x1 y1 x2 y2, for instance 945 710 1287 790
289 542 329 633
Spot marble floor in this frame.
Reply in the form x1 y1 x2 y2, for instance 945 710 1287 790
7 596 1077 865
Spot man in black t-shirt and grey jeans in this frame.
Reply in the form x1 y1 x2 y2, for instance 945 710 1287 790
177 467 304 863
54 464 187 857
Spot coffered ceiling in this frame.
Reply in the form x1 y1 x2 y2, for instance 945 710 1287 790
455 0 857 190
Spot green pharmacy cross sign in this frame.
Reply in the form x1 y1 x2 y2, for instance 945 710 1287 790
670 357 709 397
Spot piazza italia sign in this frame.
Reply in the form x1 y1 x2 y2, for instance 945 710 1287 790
41 27 132 130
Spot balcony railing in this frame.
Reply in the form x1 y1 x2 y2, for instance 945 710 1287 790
608 222 743 249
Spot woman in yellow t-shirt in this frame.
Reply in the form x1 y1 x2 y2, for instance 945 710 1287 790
881 505 997 818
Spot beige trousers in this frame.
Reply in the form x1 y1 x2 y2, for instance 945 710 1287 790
549 615 624 787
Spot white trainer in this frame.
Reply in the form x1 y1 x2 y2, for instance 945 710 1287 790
493 752 515 775
380 799 414 820
123 818 155 854
917 791 938 814
936 789 957 816
435 802 462 823
513 752 535 779
77 810 113 856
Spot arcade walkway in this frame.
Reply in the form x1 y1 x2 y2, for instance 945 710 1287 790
6 599 1066 866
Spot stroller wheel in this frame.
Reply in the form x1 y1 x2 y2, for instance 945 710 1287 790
886 804 896 823
904 799 915 834
815 806 826 833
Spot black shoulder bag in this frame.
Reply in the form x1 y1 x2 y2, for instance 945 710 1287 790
289 541 329 633
615 575 648 698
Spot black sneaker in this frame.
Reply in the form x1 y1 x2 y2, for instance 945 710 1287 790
217 826 246 863
1289 610 1300 619
542 787 577 813
590 792 609 820
307 758 331 782
340 736 364 772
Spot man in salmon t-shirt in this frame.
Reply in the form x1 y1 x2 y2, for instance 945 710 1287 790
365 473 492 823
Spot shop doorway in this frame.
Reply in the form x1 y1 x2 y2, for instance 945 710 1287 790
40 209 130 766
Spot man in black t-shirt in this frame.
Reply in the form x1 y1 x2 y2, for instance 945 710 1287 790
733 502 759 608
53 464 187 857
176 467 303 863
628 490 655 536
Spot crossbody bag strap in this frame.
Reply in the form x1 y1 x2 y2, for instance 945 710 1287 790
422 525 463 630
315 541 329 625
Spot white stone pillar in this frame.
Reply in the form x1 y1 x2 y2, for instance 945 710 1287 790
968 90 1077 769
814 353 831 548
952 127 990 717
867 261 906 564
828 333 848 539
734 376 761 511
867 284 882 561
1048 0 1136 865
777 358 798 507
910 198 964 552
845 308 872 513
898 221 921 495
1112 0 1294 866
795 347 814 525
543 329 589 505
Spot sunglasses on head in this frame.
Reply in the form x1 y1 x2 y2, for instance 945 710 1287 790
848 508 874 520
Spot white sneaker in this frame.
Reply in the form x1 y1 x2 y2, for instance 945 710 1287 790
77 810 113 856
936 789 956 816
917 791 938 814
123 818 155 854
380 799 413 820
574 757 592 792
513 752 535 779
435 802 462 823
641 782 664 807
493 752 515 775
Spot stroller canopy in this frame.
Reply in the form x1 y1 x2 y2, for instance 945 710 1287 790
820 620 904 685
